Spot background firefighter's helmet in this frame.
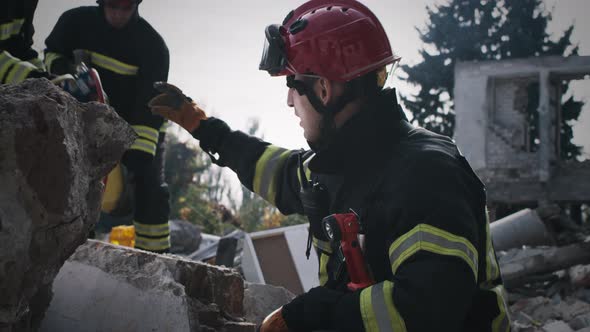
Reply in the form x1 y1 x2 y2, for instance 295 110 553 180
96 0 143 6
259 0 400 82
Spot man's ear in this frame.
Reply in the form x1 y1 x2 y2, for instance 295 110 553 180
317 77 332 106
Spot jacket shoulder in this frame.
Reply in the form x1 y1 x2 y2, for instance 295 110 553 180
60 6 98 20
136 18 168 50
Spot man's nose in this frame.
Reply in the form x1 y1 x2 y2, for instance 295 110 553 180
287 88 294 107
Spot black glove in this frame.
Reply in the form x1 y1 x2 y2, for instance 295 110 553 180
281 286 345 331
121 150 152 176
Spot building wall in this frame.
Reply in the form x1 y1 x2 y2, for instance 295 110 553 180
454 56 590 204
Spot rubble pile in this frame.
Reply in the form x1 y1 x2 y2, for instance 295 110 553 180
496 206 590 332
41 240 255 332
0 79 135 330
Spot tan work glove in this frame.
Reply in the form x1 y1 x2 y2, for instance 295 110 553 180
259 307 291 332
148 82 207 133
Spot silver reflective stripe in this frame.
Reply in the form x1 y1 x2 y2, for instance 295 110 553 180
360 282 406 332
135 235 170 251
253 145 292 204
90 51 138 76
371 283 395 332
130 138 157 156
134 221 169 237
132 125 159 143
0 19 24 41
296 152 314 186
389 224 478 280
258 147 288 198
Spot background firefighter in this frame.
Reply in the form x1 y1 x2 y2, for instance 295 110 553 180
44 0 172 253
1 0 49 84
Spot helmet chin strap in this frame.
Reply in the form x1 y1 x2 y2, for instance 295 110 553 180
304 82 355 116
304 85 357 150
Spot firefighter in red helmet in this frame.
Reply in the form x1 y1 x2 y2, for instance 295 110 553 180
45 0 172 253
150 0 509 331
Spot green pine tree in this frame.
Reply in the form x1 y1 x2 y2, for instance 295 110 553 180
401 0 583 159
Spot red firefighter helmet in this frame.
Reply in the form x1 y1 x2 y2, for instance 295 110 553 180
259 0 399 82
97 0 142 7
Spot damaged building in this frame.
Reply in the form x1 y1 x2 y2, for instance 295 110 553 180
455 56 590 332
454 55 590 220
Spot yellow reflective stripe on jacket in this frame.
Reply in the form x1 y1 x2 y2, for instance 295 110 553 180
159 121 169 133
0 19 25 41
491 285 510 332
89 51 138 76
0 51 19 81
296 153 313 186
135 235 170 251
485 208 500 282
133 221 170 237
253 145 292 205
28 57 45 70
5 60 37 83
130 138 157 156
319 253 329 286
360 281 406 332
313 236 332 254
44 52 63 73
389 224 478 280
132 125 159 143
0 51 38 84
313 237 332 286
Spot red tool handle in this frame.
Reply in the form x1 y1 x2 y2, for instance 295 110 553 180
332 213 374 291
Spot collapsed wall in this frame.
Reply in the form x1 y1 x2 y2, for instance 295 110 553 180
0 79 135 330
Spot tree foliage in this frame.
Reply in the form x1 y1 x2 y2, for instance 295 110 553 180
164 121 307 235
401 0 582 159
234 119 307 232
164 132 231 234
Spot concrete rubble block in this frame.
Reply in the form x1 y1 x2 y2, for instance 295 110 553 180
491 208 555 251
511 297 560 325
569 264 590 288
40 240 255 332
170 219 202 254
511 295 590 330
0 79 135 329
243 282 296 325
569 313 590 330
542 320 574 332
499 242 590 289
553 299 590 322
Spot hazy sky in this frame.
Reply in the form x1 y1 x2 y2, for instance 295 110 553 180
32 0 589 201
33 0 589 153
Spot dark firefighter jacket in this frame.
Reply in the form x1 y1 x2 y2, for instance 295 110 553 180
44 6 169 164
0 0 45 84
192 89 510 332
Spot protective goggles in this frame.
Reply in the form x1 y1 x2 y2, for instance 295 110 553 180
259 24 288 75
286 74 320 96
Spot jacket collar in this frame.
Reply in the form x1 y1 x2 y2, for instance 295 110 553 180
308 89 412 174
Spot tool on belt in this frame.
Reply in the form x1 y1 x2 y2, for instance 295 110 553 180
322 211 374 291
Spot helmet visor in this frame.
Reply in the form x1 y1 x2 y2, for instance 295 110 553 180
259 24 287 75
